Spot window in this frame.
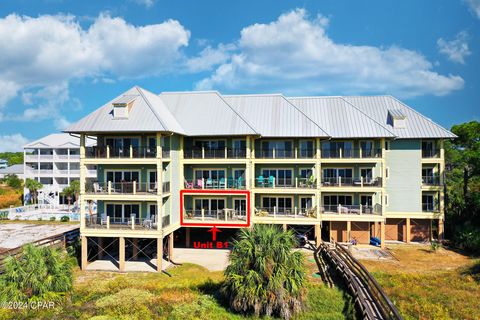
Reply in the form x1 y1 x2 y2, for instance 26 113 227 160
149 204 157 219
300 197 313 213
299 140 314 158
261 169 293 186
105 137 140 156
106 204 139 223
194 198 225 214
360 168 373 182
322 168 353 184
422 140 436 158
360 140 374 157
194 140 225 149
232 139 246 150
149 171 157 189
233 169 245 180
360 195 373 206
300 168 313 179
194 169 226 181
321 141 353 158
323 195 353 206
261 197 292 214
422 194 435 212
260 141 293 158
106 171 140 183
385 141 390 150
234 199 246 215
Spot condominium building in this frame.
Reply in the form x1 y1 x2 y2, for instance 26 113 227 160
65 86 454 272
23 133 97 206
0 159 7 169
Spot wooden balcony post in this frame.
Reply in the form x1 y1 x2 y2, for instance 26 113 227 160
338 205 341 214
131 214 135 230
360 204 363 214
133 182 136 195
107 216 110 229
201 208 205 221
347 221 351 241
359 147 362 158
339 176 342 187
295 177 298 188
315 223 321 247
202 147 205 159
119 237 125 272
225 146 228 159
380 221 386 249
339 148 343 158
406 218 411 243
274 206 277 218
81 236 88 270
157 236 163 272
106 145 110 158
225 209 228 222
294 206 297 218
202 178 205 190
438 218 444 241
295 146 298 159
361 176 363 187
108 181 112 195
130 145 133 159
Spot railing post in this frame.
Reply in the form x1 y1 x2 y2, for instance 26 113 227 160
361 176 363 187
106 145 110 158
339 176 342 187
131 214 135 230
201 209 205 221
295 146 298 159
108 181 112 195
130 145 133 159
339 148 343 158
294 206 297 218
360 204 363 214
338 205 341 214
133 182 136 195
273 177 276 188
225 209 228 221
202 147 205 159
274 206 277 218
273 148 276 159
225 146 227 159
295 177 298 188
202 178 205 190
359 147 362 158
107 216 110 229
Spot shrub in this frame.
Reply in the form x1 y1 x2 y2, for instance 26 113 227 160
95 288 154 319
60 215 70 222
50 216 56 221
222 225 307 319
38 217 43 221
0 193 22 209
0 244 75 302
430 240 441 252
454 227 480 254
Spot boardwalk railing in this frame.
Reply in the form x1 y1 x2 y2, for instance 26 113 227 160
317 241 402 320
0 228 79 272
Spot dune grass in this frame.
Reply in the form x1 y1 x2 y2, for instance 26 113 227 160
0 253 354 319
362 244 480 320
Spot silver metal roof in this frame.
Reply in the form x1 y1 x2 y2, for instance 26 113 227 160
65 87 185 134
0 164 24 175
343 96 456 139
64 86 455 139
223 94 329 137
159 91 258 136
289 97 396 138
24 133 96 149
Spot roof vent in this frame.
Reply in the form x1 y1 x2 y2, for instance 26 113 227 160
112 95 138 119
388 109 407 129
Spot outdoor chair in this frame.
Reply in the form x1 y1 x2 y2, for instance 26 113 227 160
256 175 264 187
93 182 104 193
206 178 213 188
237 176 244 188
219 177 226 188
196 179 203 188
100 214 108 226
267 176 275 187
184 179 194 189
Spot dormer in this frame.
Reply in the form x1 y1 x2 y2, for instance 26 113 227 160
388 109 407 129
112 95 138 119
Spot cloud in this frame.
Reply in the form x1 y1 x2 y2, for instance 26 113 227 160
437 31 471 64
185 44 235 72
130 0 155 8
465 0 480 18
0 13 190 114
196 9 464 98
0 133 29 152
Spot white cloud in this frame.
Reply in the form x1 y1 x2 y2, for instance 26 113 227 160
0 133 29 152
196 9 464 98
465 0 480 18
0 13 190 118
185 44 235 72
437 31 471 64
130 0 155 8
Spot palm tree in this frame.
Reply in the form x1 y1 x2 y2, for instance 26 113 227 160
63 186 74 212
69 180 80 207
24 178 43 204
0 244 74 301
222 225 307 319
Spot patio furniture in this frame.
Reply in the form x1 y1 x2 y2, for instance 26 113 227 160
267 176 275 187
237 176 244 188
93 182 104 193
206 178 213 188
148 182 158 193
308 175 316 187
184 179 194 189
339 206 349 214
256 175 265 187
196 179 203 188
349 208 361 214
100 214 108 226
219 177 226 188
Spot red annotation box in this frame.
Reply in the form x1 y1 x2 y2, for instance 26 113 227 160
180 189 251 228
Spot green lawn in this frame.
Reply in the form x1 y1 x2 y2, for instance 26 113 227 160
0 254 354 319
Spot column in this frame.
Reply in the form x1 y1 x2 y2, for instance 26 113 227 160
282 224 287 232
156 133 163 231
98 237 104 259
347 221 351 242
81 236 88 270
438 218 444 241
119 237 125 272
380 220 386 249
168 232 174 261
185 227 190 248
79 134 86 229
132 238 138 261
406 218 411 243
157 236 163 272
315 223 321 247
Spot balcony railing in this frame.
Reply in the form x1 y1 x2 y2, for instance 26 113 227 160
321 177 382 187
321 148 382 159
254 177 316 189
85 214 161 230
255 206 317 218
184 178 246 189
85 146 161 159
322 204 382 215
162 181 170 193
183 147 246 159
184 209 247 222
422 203 439 212
256 148 316 159
422 176 441 186
422 149 439 158
85 182 160 195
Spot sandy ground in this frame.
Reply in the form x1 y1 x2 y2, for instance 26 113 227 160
0 223 79 251
86 258 172 272
172 248 230 271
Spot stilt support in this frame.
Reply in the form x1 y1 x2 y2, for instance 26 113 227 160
119 237 125 272
406 218 411 244
380 221 386 249
81 236 88 270
315 223 321 247
157 236 163 272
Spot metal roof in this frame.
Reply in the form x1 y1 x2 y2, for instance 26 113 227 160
223 94 329 137
159 91 258 136
65 87 185 134
289 97 396 138
388 109 406 119
24 133 96 149
112 95 138 105
343 96 457 139
0 164 24 175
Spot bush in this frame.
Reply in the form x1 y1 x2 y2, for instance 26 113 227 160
60 215 70 222
0 192 22 209
50 216 56 221
454 227 480 254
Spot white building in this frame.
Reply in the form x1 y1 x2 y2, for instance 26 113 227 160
23 133 97 206
0 164 24 179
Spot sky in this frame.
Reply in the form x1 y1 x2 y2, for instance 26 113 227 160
0 0 479 151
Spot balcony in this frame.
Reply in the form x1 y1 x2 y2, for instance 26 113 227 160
256 148 315 159
85 146 164 159
422 175 441 186
183 147 246 159
254 177 316 189
184 178 246 190
25 154 54 162
184 209 247 222
422 203 439 212
254 207 317 219
321 177 382 187
321 148 382 159
322 204 382 215
86 182 160 195
85 214 162 231
422 149 439 158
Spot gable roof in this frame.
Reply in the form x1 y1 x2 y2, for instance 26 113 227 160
342 96 457 139
0 164 24 175
159 91 258 136
288 97 395 138
223 94 329 137
23 133 96 149
65 87 185 134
